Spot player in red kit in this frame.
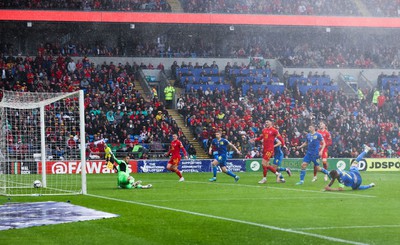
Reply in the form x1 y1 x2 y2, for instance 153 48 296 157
315 121 332 182
250 120 284 184
165 134 188 182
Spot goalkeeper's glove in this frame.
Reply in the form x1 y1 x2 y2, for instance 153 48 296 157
106 161 114 170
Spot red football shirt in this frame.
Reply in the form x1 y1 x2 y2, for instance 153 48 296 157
318 129 332 153
255 127 279 152
167 140 187 157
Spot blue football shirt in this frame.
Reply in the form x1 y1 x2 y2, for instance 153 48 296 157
212 138 230 156
274 138 283 158
306 132 323 156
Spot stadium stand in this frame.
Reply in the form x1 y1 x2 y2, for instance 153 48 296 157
179 0 359 16
2 49 399 159
7 0 394 17
176 63 400 159
0 0 171 12
0 54 193 159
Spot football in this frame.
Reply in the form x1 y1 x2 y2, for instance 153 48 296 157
33 180 42 188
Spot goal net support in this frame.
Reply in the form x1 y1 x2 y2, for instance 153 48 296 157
0 90 86 196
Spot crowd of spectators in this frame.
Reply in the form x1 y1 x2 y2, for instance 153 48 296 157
2 40 394 70
0 40 214 61
2 50 400 160
3 0 400 17
180 0 359 16
2 0 400 18
3 31 399 70
0 52 197 160
176 61 400 159
0 0 171 12
1 0 362 16
362 0 400 17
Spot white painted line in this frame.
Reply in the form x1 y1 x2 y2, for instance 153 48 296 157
87 193 369 245
144 196 361 202
294 224 400 231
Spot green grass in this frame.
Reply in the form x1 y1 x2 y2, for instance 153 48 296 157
1 171 399 245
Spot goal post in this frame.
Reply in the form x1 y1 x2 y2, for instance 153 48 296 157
0 90 86 196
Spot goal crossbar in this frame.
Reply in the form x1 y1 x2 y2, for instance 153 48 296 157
0 91 80 109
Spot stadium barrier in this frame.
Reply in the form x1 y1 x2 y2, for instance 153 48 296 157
246 158 351 172
30 157 400 175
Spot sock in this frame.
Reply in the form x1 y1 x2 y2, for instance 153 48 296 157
300 169 306 181
263 165 268 177
278 167 286 172
226 170 236 178
313 165 317 177
267 165 277 174
358 185 372 190
213 166 217 178
279 174 284 179
320 168 329 175
174 169 182 178
356 151 367 162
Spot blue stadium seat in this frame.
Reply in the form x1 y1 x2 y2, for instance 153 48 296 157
185 84 231 92
298 85 338 94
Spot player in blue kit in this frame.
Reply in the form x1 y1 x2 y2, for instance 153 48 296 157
209 131 241 182
273 137 292 183
325 145 375 191
296 125 330 185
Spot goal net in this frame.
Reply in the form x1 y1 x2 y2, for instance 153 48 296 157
0 90 86 196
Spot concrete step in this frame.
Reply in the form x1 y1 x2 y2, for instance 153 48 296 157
167 108 208 159
135 80 207 158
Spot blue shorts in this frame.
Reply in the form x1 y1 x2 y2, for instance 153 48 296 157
349 166 360 173
273 154 283 166
215 154 227 166
349 166 362 189
303 153 320 166
213 152 219 160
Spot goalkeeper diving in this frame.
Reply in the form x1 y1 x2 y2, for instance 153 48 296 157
105 146 152 189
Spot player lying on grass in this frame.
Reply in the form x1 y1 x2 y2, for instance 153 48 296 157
111 154 152 189
324 145 375 191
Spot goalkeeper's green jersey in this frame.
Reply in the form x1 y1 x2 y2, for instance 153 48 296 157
114 158 134 189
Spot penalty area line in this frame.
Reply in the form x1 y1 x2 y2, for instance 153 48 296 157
87 193 368 245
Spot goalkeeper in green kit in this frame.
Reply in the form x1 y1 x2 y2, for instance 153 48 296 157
112 154 152 189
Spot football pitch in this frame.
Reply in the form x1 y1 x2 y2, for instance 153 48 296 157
1 171 399 245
